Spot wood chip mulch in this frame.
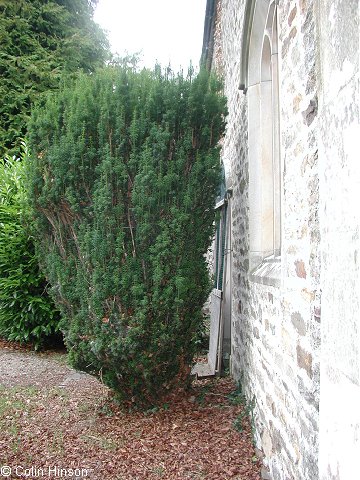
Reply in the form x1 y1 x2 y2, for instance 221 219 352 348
0 340 262 480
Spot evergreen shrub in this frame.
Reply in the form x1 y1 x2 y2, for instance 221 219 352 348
0 146 61 348
0 0 109 157
27 66 226 406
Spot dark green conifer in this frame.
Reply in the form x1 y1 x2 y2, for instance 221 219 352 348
0 0 109 156
27 65 226 406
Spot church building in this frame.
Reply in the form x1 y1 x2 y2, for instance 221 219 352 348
201 1 359 479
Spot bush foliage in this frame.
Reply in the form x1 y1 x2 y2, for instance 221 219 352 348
27 66 226 406
0 146 61 348
0 0 109 157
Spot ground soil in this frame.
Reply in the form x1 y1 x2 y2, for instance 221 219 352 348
0 339 262 480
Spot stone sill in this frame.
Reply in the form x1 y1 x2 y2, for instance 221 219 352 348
249 254 281 288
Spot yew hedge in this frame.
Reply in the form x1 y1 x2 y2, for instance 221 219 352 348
27 66 226 406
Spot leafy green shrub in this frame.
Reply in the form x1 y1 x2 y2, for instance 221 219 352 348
27 65 226 406
0 0 109 157
0 146 61 348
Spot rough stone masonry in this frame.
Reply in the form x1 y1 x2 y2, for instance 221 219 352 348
203 0 359 479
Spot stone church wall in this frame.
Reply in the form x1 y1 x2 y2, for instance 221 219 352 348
210 1 323 479
316 1 359 479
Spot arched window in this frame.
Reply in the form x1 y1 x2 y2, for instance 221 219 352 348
244 0 281 276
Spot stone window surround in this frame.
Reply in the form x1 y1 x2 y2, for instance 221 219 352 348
240 0 281 288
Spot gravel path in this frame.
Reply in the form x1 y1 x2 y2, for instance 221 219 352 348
0 343 94 388
0 349 68 387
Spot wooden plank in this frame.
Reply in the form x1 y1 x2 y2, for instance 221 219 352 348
191 288 223 378
208 289 222 373
191 362 215 378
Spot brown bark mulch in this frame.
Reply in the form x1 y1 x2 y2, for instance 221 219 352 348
0 340 261 480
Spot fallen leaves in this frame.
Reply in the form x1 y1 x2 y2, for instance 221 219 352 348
0 344 262 480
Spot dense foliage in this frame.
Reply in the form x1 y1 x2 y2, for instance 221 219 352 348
27 65 226 406
0 146 61 348
0 0 109 157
